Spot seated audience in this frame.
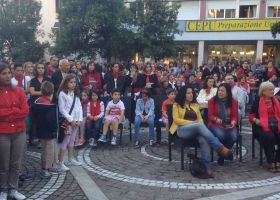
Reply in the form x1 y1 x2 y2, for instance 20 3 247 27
208 83 238 165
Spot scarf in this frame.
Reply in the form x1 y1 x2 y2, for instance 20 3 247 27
146 74 151 83
218 98 227 125
82 100 88 117
112 71 119 79
90 100 101 117
205 87 211 95
259 96 280 132
15 75 24 87
237 82 249 91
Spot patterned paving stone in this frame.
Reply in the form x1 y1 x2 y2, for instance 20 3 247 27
18 148 87 200
78 121 280 200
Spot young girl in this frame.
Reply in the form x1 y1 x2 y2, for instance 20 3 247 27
87 90 105 147
98 89 125 145
57 74 83 171
75 90 88 146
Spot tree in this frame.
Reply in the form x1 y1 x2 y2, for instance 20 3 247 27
0 0 47 63
52 0 135 61
271 22 280 39
130 0 181 60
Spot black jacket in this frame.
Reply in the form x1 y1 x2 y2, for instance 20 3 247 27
143 74 158 94
31 103 58 139
51 70 63 96
104 72 126 94
125 73 146 93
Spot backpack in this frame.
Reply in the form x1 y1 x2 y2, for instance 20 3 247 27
188 154 208 179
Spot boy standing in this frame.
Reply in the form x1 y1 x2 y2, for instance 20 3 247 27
32 81 58 178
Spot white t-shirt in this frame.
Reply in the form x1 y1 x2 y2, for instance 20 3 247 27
11 75 31 90
106 100 125 116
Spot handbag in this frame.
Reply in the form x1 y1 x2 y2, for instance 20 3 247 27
188 154 208 179
58 95 76 143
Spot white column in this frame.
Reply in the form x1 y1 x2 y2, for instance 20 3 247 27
198 40 205 67
256 40 264 61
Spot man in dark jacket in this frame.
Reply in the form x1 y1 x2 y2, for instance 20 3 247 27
51 59 70 101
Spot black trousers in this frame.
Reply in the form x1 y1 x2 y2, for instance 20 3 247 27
255 127 280 164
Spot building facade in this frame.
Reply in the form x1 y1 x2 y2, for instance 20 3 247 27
175 0 280 67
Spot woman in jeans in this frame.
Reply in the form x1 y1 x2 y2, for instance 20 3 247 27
0 63 29 200
208 83 238 165
169 85 232 178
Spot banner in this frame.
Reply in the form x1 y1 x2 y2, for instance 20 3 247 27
185 19 280 32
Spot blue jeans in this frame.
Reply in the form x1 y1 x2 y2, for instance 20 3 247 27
177 123 223 170
134 115 155 142
87 118 103 140
209 126 237 149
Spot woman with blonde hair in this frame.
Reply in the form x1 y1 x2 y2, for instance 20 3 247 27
250 81 280 172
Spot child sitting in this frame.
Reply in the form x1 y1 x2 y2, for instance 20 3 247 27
98 89 125 145
32 81 58 178
87 89 104 147
161 88 176 138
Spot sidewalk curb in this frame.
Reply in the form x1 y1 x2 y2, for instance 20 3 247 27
70 166 109 200
196 183 280 200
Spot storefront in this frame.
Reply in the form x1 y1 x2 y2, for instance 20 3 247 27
176 18 280 67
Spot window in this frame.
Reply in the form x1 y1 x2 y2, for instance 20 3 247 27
268 6 280 18
239 5 257 18
208 9 235 19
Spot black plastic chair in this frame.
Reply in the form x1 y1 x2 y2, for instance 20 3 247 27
167 104 199 170
154 95 167 144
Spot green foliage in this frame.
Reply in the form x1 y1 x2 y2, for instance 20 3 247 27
53 0 181 61
271 22 280 39
130 0 181 60
53 0 135 61
0 0 46 63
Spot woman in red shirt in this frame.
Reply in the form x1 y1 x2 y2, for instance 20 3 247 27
80 61 102 92
208 83 238 165
0 63 29 200
266 61 278 80
249 81 280 172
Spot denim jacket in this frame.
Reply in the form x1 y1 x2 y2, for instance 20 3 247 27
135 98 155 117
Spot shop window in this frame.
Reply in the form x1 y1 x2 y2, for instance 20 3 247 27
267 6 280 18
208 9 235 19
239 5 257 18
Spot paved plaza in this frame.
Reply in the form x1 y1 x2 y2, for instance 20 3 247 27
19 117 280 200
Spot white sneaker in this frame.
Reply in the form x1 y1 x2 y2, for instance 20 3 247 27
89 138 97 147
0 192 7 200
69 158 82 166
57 162 70 172
9 190 26 200
111 136 117 145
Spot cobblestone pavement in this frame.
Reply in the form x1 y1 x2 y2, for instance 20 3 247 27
19 149 87 200
21 117 280 200
79 118 280 200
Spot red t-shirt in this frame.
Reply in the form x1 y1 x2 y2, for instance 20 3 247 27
162 99 174 113
36 96 51 104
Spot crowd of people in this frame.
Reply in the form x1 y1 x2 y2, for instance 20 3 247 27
0 56 280 199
